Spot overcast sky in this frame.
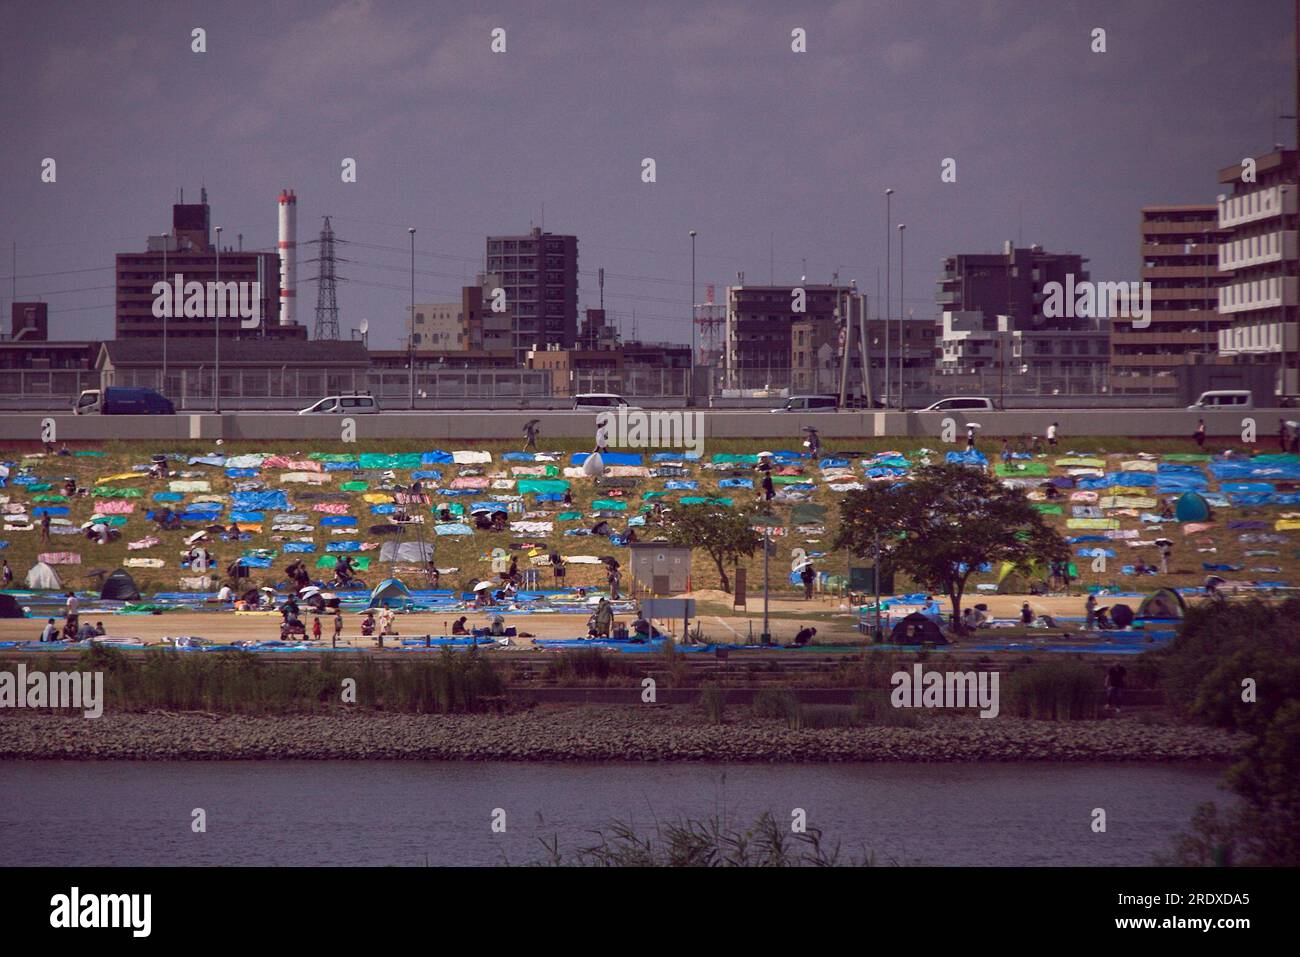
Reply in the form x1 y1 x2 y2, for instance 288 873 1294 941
1 0 1294 349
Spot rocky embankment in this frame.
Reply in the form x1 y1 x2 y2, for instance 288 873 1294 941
0 707 1242 762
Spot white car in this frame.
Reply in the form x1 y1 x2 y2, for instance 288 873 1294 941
298 393 381 414
917 396 996 412
573 393 639 411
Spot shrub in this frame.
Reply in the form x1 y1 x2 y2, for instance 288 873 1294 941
1005 661 1100 720
699 684 726 724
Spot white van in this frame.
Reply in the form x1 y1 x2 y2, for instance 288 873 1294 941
1188 390 1253 410
573 393 637 411
298 393 381 414
771 395 839 413
918 396 996 412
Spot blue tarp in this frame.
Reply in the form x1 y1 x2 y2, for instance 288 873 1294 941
224 468 259 478
231 490 290 512
282 542 315 553
433 523 473 536
572 451 644 467
421 451 455 465
151 492 183 502
325 541 361 552
664 480 698 490
228 511 264 523
324 461 360 471
945 450 987 466
320 516 356 526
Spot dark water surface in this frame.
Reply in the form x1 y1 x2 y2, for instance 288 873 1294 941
0 760 1231 866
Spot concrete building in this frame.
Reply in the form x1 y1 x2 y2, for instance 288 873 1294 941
0 302 100 401
1110 205 1234 394
115 191 302 342
410 301 468 351
936 243 1110 395
527 344 623 396
790 315 936 398
1216 150 1300 396
485 227 579 359
97 338 369 406
724 283 850 390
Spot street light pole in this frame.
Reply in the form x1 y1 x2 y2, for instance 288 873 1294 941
898 223 906 411
689 229 697 405
162 242 167 397
408 227 416 410
761 526 771 645
884 188 893 407
214 226 222 414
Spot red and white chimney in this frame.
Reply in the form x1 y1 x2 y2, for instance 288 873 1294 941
278 188 297 326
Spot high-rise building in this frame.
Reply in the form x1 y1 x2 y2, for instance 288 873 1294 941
724 283 849 390
114 191 302 341
485 227 578 361
1110 205 1232 394
936 243 1110 391
1215 152 1300 395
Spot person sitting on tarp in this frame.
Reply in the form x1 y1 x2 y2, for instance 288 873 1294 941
1020 602 1033 625
489 615 506 637
157 508 182 531
360 613 375 637
631 613 652 641
791 626 816 647
591 520 612 538
76 619 97 641
452 616 469 635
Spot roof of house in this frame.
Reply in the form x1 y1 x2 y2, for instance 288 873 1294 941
99 338 370 368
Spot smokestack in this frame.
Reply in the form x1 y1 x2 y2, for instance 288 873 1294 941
278 188 297 326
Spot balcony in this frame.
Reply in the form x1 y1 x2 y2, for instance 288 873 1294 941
1219 230 1298 271
1218 276 1300 314
1218 185 1298 229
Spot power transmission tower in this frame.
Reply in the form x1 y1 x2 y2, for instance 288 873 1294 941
313 216 340 339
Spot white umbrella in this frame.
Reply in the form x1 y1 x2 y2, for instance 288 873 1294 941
966 422 983 430
186 531 208 544
582 452 605 478
757 451 774 457
299 586 322 599
472 580 495 591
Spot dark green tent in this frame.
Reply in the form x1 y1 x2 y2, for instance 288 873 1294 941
1174 491 1211 523
0 594 25 618
100 569 141 602
1137 588 1187 620
889 612 949 645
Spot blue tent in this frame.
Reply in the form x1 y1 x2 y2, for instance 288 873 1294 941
369 578 412 609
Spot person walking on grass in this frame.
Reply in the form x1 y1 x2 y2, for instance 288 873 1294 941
1 559 12 588
332 610 343 648
522 419 540 453
1195 419 1206 450
40 511 51 542
800 561 816 600
1047 422 1059 450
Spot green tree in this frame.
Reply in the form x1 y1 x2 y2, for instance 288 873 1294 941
833 463 1067 628
663 502 762 594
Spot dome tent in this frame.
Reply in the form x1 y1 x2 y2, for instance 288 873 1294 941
24 561 62 590
1174 491 1211 523
889 612 949 645
1137 587 1187 620
368 578 412 609
99 568 141 602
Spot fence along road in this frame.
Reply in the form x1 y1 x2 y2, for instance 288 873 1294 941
0 409 1283 442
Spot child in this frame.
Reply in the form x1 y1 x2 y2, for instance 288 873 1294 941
311 616 322 640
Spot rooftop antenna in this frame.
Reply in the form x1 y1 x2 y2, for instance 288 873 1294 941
598 267 605 309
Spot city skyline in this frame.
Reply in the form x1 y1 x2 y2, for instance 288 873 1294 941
1 0 1296 350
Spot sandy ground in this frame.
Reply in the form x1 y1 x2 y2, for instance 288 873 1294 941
0 589 1167 649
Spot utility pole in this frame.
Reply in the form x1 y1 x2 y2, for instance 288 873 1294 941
884 188 894 407
214 226 222 413
408 227 416 410
898 223 906 410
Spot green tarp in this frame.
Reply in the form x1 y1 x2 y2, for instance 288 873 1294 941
339 481 368 492
711 453 758 464
1032 504 1063 514
308 453 358 462
91 487 143 498
518 479 570 495
315 555 372 570
358 453 423 470
791 503 828 524
590 499 627 511
996 462 1051 477
556 511 583 521
681 496 733 506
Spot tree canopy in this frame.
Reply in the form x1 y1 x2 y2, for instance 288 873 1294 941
833 463 1068 626
663 502 763 594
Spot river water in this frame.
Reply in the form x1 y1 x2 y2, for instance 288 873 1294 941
0 761 1231 866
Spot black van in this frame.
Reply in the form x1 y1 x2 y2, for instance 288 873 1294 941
74 387 175 415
